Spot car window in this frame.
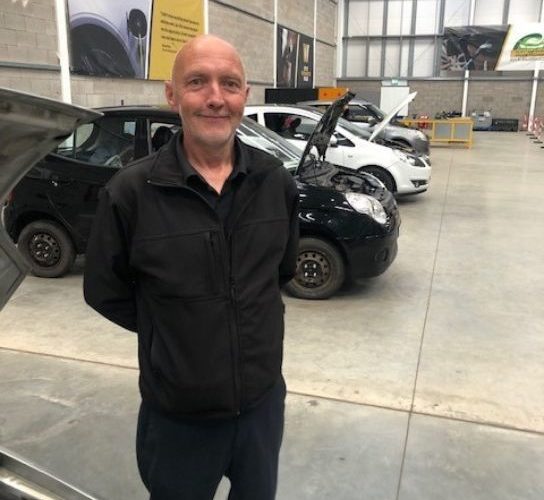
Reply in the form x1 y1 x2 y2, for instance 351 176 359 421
149 121 180 152
264 112 316 140
237 119 300 169
54 123 94 158
53 116 137 168
245 113 258 122
364 104 386 121
310 104 329 112
345 105 374 122
333 131 355 147
337 116 375 139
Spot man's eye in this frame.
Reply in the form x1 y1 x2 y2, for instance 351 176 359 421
224 80 241 90
188 78 203 86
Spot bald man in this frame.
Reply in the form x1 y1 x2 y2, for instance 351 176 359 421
84 35 299 499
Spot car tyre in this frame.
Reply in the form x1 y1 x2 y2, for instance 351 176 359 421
360 166 395 193
285 237 345 300
18 220 75 278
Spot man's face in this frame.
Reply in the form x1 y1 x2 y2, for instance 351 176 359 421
165 39 249 150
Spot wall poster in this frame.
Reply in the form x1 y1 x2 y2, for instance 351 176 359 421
148 0 204 80
496 23 544 71
66 0 204 80
441 25 509 71
441 23 544 72
276 25 314 88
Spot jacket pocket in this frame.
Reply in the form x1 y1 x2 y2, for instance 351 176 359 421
132 229 223 300
146 295 235 415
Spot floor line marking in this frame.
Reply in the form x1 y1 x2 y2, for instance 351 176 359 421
2 347 542 437
395 151 456 499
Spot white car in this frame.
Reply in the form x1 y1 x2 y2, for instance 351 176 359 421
244 100 431 195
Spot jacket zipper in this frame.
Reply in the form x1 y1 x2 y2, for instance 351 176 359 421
228 232 242 416
206 232 220 295
148 177 242 415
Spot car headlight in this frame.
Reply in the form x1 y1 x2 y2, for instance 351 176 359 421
394 149 416 166
345 192 387 225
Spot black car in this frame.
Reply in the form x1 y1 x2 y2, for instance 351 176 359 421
3 94 399 299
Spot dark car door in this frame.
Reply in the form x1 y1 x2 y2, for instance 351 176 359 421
145 116 181 155
36 114 143 249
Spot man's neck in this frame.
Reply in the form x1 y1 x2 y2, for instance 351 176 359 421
182 136 235 194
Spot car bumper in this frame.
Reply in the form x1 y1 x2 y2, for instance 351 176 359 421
389 160 432 195
344 226 399 279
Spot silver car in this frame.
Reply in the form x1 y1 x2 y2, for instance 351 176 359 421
300 96 430 162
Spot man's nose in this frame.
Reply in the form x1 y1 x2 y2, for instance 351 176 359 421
206 81 225 108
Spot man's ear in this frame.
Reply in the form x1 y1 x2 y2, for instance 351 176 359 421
245 84 251 102
164 81 177 110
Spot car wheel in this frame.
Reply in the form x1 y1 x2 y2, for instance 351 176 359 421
18 220 75 278
360 166 395 193
285 237 345 300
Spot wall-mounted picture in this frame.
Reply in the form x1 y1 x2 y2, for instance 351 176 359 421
296 33 314 88
67 0 204 80
148 0 204 80
67 0 152 78
496 23 544 71
277 25 298 87
441 25 509 71
277 25 314 88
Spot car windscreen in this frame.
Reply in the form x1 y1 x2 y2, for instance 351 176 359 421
302 106 372 140
366 103 386 121
336 116 375 137
238 118 301 170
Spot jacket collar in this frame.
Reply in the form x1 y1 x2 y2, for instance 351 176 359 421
148 131 281 187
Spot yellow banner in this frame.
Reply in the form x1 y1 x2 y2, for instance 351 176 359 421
148 0 204 80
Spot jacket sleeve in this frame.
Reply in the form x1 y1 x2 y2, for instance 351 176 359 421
83 187 137 332
279 176 300 287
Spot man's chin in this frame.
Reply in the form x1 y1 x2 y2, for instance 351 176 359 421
192 132 235 149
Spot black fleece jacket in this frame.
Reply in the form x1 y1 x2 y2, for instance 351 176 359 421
83 135 299 418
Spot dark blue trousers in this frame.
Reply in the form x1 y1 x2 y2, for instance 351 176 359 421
136 378 286 500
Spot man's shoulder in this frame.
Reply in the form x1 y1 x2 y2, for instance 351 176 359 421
239 141 295 186
105 152 158 197
238 140 282 171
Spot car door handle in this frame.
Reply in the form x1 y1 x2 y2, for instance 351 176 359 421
50 176 74 187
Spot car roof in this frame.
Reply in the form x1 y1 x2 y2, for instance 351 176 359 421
95 105 177 117
299 98 372 106
245 103 323 114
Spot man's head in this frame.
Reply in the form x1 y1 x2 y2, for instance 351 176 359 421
165 35 250 151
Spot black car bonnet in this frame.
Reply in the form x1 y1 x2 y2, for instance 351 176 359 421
296 91 355 176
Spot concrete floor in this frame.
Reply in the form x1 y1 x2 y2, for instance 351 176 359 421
1 132 544 499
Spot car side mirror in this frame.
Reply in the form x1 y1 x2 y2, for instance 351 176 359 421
329 135 338 148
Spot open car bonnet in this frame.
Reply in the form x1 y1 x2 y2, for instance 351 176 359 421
296 91 355 175
369 91 417 142
0 88 100 311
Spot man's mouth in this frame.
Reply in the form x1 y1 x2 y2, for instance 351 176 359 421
198 114 230 119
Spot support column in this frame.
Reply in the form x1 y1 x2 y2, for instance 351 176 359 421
54 0 71 103
461 0 476 116
528 4 544 131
